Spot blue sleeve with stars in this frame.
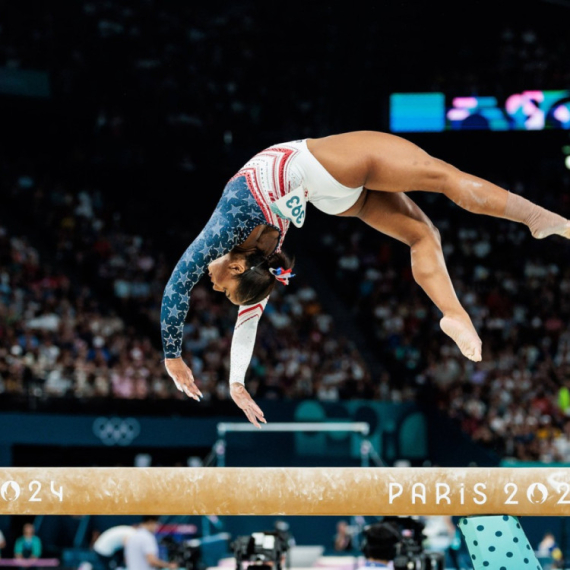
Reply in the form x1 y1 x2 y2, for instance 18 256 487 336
161 175 269 358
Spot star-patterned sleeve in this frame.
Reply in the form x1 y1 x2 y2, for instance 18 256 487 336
161 176 267 358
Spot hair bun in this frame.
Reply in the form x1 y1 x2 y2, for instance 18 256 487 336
234 248 295 305
266 250 294 269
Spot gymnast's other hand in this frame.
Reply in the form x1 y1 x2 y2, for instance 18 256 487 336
164 357 203 401
230 383 267 428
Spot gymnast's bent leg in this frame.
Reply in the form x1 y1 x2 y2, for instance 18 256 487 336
342 191 482 361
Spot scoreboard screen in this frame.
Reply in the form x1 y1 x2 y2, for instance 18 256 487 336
390 90 570 132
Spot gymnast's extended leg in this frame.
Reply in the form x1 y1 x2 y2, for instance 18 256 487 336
340 191 482 361
310 131 570 239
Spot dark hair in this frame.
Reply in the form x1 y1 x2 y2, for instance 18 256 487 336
361 522 401 561
140 515 160 524
233 248 294 305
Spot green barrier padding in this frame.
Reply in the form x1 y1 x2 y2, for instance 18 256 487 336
458 515 542 570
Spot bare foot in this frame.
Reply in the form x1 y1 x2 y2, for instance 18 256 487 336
440 314 482 362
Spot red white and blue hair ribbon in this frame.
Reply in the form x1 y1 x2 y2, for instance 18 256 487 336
269 267 295 286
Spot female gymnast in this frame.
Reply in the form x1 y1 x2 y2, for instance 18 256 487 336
161 131 570 426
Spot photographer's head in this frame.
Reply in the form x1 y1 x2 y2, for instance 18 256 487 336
140 515 160 533
361 522 402 565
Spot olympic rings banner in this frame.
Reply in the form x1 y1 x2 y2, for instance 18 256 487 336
390 90 570 132
92 417 141 446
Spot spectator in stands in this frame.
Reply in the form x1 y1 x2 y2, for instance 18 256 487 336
14 523 42 560
333 521 353 552
537 531 564 568
0 529 5 557
124 516 176 570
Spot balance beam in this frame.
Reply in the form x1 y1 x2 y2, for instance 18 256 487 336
0 467 568 516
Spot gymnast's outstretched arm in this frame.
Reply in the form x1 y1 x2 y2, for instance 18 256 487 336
228 299 269 427
160 188 265 401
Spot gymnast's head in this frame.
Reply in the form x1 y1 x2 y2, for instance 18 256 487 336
207 248 294 305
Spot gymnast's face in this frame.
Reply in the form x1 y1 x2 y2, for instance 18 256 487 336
208 254 246 305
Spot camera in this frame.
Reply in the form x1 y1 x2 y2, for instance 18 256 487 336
362 517 445 570
231 531 290 570
160 535 201 570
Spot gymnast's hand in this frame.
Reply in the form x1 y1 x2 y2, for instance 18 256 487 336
230 383 267 428
164 357 203 401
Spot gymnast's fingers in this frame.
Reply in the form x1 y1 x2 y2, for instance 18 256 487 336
192 376 204 398
167 369 189 395
251 402 266 422
182 371 201 401
183 385 199 401
168 370 199 401
244 407 261 429
165 359 203 401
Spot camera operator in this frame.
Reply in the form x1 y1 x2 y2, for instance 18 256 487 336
360 518 445 570
124 516 177 570
359 522 401 569
232 530 289 570
93 524 137 570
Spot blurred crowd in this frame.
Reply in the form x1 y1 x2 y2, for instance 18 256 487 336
0 0 332 170
428 24 570 94
0 219 176 401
